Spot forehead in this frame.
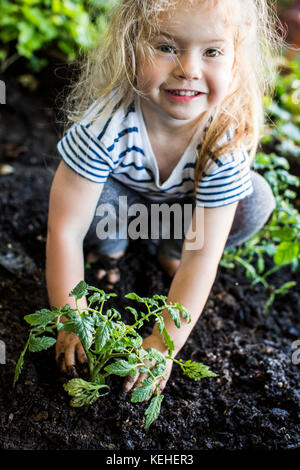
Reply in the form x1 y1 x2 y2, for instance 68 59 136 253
157 0 239 39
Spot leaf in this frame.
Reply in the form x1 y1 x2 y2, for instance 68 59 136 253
127 335 143 349
125 292 145 302
104 359 137 377
280 122 300 142
69 281 89 299
24 309 56 326
88 292 103 304
94 322 111 352
167 307 181 328
63 312 95 350
155 316 164 333
274 241 299 265
162 327 174 356
257 255 265 273
63 378 109 407
144 395 164 429
13 339 29 387
88 290 117 303
28 335 56 352
125 306 138 322
177 304 191 322
275 281 296 295
131 378 154 403
179 360 217 381
153 294 167 302
266 101 291 120
151 363 166 379
146 348 166 365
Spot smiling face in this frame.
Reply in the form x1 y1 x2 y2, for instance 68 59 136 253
136 2 236 128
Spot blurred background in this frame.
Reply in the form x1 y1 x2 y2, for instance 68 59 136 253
0 0 299 74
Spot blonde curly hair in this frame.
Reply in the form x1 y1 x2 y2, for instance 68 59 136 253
61 0 284 193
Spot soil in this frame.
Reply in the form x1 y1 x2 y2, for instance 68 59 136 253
0 64 299 452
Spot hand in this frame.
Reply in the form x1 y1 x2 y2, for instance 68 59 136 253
123 334 174 397
55 329 88 377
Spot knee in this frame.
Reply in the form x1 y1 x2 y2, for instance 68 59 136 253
250 171 276 215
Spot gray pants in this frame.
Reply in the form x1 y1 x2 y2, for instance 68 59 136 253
85 171 276 259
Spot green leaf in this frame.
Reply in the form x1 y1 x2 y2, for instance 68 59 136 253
13 338 30 387
94 322 111 352
151 363 166 379
274 241 299 265
125 306 138 322
63 312 95 350
155 316 164 333
179 360 217 381
266 101 291 120
24 310 57 327
146 348 166 365
125 292 145 302
63 378 109 407
257 255 265 273
275 281 296 295
28 335 56 352
69 281 89 299
144 395 164 429
153 294 167 302
131 378 154 403
162 328 174 356
167 307 181 328
175 303 191 322
104 359 137 377
280 122 300 142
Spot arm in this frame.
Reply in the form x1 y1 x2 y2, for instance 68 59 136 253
46 161 104 374
153 201 238 351
124 201 238 392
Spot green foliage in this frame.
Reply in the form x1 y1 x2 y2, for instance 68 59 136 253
221 59 300 309
0 0 116 71
13 281 216 429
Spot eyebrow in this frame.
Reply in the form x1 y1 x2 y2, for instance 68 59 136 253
157 31 227 45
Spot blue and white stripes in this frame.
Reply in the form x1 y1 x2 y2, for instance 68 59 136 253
57 95 253 207
196 149 253 207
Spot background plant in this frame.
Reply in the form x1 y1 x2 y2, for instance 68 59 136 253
221 58 300 310
13 281 216 429
0 0 116 72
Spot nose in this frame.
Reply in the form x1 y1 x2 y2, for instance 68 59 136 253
174 51 203 81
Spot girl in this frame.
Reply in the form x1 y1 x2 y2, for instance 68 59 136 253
48 0 282 393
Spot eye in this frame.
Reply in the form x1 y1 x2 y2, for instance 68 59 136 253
157 44 177 54
204 48 222 58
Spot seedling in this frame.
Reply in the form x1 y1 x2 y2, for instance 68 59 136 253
13 281 216 429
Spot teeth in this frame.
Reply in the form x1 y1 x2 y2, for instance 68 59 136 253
168 90 199 96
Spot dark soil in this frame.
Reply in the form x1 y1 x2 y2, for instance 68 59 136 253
0 65 299 451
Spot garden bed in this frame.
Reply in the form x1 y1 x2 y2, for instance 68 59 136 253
0 68 299 451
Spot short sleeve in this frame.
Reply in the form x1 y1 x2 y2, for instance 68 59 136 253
57 123 116 183
195 147 253 208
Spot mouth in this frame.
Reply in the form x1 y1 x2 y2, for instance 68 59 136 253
163 89 206 103
166 89 203 96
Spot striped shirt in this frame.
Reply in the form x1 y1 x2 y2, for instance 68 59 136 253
57 95 253 208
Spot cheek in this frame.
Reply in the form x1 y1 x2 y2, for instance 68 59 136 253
137 63 162 93
209 68 234 102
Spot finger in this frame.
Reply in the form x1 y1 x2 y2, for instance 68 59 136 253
134 372 149 387
64 346 78 377
56 352 67 375
75 343 89 374
123 374 138 392
158 379 166 394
